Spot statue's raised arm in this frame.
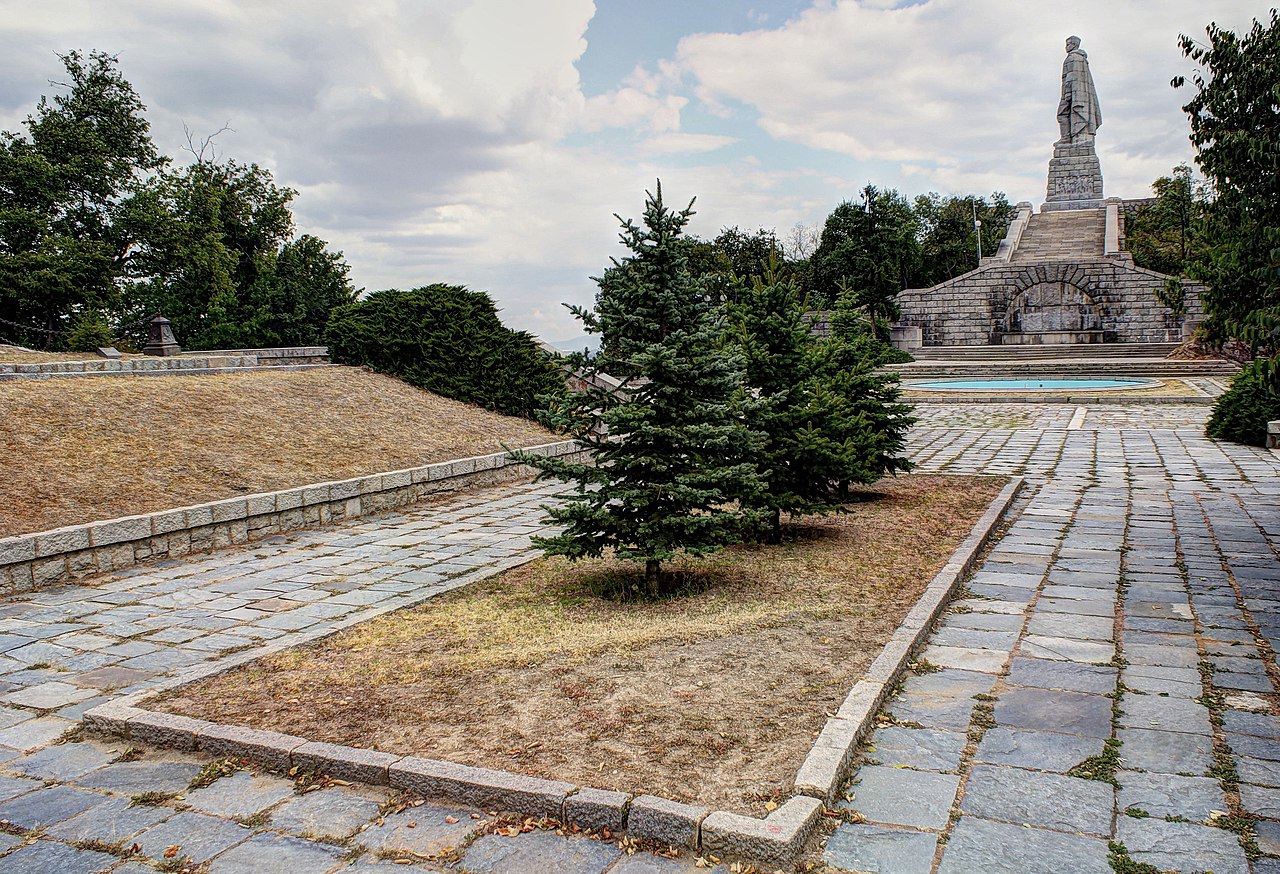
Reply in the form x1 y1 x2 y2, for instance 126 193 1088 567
1057 35 1102 144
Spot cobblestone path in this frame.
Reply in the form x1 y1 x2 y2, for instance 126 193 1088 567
0 403 1277 872
827 404 1280 874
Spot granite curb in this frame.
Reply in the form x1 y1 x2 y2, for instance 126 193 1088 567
0 362 336 381
907 394 1213 405
82 475 1023 866
0 440 583 595
792 476 1024 806
0 353 259 375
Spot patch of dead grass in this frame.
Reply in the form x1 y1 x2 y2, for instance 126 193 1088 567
0 367 554 536
151 474 1005 815
0 345 143 364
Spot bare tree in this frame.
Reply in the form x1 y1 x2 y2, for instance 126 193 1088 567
182 121 234 163
782 222 821 261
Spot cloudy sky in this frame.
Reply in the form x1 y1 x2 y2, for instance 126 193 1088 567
0 1 1264 341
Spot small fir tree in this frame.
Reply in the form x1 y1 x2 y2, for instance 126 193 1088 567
523 184 765 597
731 261 914 542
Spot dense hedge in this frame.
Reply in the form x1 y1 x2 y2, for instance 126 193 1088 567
324 285 565 419
1206 358 1280 446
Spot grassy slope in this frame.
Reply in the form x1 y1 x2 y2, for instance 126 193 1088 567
0 367 556 537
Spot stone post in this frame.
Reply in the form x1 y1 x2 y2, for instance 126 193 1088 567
142 315 181 357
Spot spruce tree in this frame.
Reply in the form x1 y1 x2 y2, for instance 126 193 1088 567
524 184 764 597
732 261 914 542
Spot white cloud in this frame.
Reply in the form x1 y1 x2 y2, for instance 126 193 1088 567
674 0 1261 200
639 132 737 154
0 0 1266 342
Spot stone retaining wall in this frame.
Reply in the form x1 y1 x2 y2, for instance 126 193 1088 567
898 259 1205 346
0 354 259 380
179 346 329 366
0 441 583 596
1 347 332 380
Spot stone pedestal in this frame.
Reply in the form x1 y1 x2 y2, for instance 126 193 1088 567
142 314 181 356
1042 140 1104 211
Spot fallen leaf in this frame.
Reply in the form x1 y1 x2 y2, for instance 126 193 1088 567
445 816 459 824
164 846 180 859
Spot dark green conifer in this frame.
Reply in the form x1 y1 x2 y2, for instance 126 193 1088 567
524 184 764 597
731 261 914 542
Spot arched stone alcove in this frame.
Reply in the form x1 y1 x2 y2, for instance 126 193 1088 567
1004 280 1103 341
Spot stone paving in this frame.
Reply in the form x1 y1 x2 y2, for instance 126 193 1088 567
827 403 1280 874
0 402 1276 871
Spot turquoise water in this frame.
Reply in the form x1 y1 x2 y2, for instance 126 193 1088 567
910 378 1154 391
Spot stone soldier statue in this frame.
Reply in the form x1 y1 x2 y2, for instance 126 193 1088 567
1057 35 1102 144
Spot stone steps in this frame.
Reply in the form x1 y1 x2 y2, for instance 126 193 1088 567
1012 209 1105 262
889 359 1239 379
910 343 1182 361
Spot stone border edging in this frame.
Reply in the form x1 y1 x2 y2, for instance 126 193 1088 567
81 475 1023 866
907 394 1213 405
0 354 258 377
789 476 1023 811
0 440 582 596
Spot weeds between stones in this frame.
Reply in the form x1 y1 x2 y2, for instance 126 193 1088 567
188 758 239 790
129 790 176 806
70 837 133 857
1068 738 1123 786
1107 841 1161 874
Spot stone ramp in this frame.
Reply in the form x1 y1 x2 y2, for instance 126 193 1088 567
1011 208 1105 262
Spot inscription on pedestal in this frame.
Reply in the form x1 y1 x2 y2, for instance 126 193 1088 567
1045 141 1104 208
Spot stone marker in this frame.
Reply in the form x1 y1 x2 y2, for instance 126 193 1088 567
141 314 180 356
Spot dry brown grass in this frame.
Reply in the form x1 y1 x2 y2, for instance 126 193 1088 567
0 345 143 364
0 367 554 536
152 474 1005 815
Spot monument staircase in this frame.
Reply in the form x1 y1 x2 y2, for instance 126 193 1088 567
890 341 1239 380
1010 209 1104 262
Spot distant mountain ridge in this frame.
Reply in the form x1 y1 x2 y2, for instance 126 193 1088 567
545 335 600 354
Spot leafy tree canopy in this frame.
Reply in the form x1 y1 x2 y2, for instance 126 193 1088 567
0 51 355 352
811 186 920 334
1175 11 1280 352
1124 164 1210 278
913 192 1013 287
325 284 563 419
0 50 164 344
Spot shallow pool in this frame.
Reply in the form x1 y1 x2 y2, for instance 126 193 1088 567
908 377 1159 392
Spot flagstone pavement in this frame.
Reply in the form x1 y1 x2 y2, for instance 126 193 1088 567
0 403 1278 872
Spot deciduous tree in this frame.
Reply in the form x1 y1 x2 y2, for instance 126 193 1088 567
0 51 164 346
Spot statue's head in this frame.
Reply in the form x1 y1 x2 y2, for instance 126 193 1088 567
1066 35 1082 53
